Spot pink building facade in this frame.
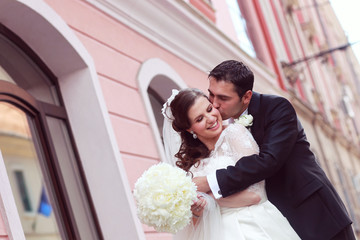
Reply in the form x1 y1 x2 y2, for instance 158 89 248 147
0 0 359 239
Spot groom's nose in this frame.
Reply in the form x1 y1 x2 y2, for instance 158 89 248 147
212 99 220 109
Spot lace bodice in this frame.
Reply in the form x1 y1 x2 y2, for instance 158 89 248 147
190 124 267 201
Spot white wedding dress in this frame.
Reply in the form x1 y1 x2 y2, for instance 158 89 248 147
174 124 300 240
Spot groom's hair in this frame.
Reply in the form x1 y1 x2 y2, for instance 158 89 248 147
208 60 254 98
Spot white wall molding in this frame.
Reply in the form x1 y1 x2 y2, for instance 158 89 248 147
86 0 277 84
137 58 187 163
0 1 145 239
0 151 26 240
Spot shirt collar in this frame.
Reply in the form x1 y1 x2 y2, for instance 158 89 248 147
241 109 249 116
227 109 249 124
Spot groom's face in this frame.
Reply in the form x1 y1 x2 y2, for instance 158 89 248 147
208 77 247 120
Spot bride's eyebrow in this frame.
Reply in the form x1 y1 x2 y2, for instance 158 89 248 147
192 109 206 122
193 114 203 122
192 105 212 122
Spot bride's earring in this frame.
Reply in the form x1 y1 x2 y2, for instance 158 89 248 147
191 131 197 139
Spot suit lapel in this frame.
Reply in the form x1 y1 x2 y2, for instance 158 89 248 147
248 92 260 117
248 92 263 145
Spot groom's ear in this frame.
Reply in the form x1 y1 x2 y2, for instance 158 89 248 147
243 90 253 105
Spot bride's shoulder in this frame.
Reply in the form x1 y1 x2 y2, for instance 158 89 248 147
222 123 252 140
224 123 247 134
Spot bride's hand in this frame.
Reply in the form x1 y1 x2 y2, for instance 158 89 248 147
191 194 207 218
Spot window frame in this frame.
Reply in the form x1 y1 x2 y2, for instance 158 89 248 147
0 24 103 239
0 81 79 239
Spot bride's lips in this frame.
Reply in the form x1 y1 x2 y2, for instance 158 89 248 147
208 120 220 130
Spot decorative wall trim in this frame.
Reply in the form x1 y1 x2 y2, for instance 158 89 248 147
0 151 25 240
0 1 145 239
137 58 187 163
85 0 277 85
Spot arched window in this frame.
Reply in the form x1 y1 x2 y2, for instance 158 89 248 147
138 58 187 163
147 76 182 139
226 0 256 58
0 25 100 239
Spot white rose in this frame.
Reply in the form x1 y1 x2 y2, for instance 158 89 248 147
234 114 253 127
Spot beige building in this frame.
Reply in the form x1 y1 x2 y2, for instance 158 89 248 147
279 0 360 232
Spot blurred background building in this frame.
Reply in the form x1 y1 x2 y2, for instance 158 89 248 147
0 0 359 239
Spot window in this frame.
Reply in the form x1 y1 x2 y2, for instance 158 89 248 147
0 98 62 239
147 76 182 139
0 25 100 239
226 0 256 57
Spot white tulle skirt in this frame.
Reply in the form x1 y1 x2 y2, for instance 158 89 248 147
174 194 300 240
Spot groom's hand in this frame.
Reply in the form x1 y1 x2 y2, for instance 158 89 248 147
192 176 211 193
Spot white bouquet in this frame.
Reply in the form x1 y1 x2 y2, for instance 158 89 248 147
134 163 197 233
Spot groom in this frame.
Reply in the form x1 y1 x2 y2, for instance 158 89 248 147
193 60 355 239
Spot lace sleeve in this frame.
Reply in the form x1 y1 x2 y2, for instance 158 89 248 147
225 124 259 159
225 125 267 200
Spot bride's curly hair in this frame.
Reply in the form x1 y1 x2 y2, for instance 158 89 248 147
170 88 211 172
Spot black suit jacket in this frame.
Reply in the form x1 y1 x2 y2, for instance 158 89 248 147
216 92 352 240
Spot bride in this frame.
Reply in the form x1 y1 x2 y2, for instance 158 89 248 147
162 88 300 240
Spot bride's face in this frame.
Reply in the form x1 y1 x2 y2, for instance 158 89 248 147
187 96 223 147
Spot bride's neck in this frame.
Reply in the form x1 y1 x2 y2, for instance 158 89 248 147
198 135 217 151
205 141 217 151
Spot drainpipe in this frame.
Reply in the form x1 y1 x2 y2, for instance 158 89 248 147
253 0 287 91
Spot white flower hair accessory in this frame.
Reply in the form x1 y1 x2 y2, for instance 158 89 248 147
161 89 179 119
234 114 253 128
133 163 197 233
